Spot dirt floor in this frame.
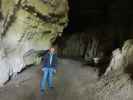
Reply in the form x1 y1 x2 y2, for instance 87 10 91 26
1 58 133 100
0 58 98 100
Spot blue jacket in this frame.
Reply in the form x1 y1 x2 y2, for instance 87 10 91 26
42 52 58 69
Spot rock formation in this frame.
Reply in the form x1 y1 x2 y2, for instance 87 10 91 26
0 0 69 86
57 32 112 63
104 39 133 76
89 39 133 100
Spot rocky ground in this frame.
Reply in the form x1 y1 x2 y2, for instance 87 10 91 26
0 58 133 100
0 58 98 100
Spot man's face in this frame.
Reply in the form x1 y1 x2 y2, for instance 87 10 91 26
50 48 55 53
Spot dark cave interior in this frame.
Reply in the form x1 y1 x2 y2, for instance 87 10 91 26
54 0 133 76
62 0 133 49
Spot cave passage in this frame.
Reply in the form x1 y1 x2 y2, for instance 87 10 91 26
55 0 133 77
62 0 133 49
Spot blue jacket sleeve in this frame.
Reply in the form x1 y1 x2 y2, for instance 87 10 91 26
42 53 48 68
54 54 58 69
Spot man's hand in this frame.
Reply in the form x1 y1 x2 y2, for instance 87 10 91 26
41 68 45 71
53 69 57 74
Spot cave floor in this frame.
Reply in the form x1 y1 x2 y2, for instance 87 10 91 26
0 58 98 100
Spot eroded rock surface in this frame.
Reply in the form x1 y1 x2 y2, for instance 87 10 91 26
92 39 133 100
0 0 68 85
57 32 112 64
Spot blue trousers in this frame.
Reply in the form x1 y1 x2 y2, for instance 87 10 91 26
40 68 55 93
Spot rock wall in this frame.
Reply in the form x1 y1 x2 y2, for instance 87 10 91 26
104 39 133 76
0 0 68 86
58 0 133 63
90 39 133 100
57 31 113 62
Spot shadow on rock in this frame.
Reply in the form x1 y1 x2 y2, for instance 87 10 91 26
125 63 133 80
83 56 111 77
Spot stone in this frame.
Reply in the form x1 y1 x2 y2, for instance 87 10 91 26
104 39 133 76
0 0 68 85
104 48 124 76
58 32 108 62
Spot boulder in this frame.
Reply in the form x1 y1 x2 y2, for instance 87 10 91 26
104 39 133 76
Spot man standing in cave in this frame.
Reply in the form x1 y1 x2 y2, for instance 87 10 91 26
40 47 58 95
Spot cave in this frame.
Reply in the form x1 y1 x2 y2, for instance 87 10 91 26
0 0 133 100
57 0 133 58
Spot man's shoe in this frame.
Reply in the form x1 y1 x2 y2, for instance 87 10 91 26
40 90 45 95
49 86 54 90
40 90 49 96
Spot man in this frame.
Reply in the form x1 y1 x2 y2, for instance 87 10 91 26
40 47 58 95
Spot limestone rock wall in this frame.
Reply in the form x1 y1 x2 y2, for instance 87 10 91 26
58 32 113 62
104 39 133 76
90 39 133 100
0 0 68 86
